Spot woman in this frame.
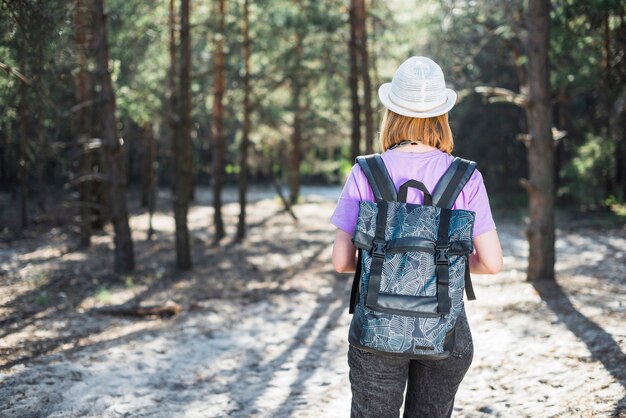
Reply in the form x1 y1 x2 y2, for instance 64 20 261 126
330 56 503 417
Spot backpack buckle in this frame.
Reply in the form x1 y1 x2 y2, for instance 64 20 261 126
435 246 450 265
372 240 386 259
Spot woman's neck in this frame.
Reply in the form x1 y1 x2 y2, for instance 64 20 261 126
390 141 438 153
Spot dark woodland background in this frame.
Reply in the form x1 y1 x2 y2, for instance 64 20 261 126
0 0 625 322
1 0 624 265
1 1 626 416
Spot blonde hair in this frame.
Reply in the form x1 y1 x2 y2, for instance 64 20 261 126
378 110 454 153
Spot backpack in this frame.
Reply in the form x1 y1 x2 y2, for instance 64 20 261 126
348 153 477 359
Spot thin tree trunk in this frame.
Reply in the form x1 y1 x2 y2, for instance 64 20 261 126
616 5 626 200
146 122 157 240
602 9 616 198
355 0 373 154
236 0 251 241
211 0 226 243
141 122 151 207
288 28 304 206
167 0 178 191
33 35 47 215
349 0 361 161
93 0 135 273
525 0 554 281
74 0 93 245
289 81 303 205
18 51 28 230
2 120 17 201
74 0 92 248
35 83 47 213
174 0 192 268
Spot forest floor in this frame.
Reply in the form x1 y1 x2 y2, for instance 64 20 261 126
0 186 625 418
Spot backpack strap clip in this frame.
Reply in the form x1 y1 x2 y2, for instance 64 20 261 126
372 241 386 258
435 245 450 265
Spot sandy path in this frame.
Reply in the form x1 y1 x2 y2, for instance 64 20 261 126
0 188 624 417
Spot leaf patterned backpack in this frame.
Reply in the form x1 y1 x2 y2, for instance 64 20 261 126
349 153 477 359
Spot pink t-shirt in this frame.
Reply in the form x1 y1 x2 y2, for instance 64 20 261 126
330 148 496 237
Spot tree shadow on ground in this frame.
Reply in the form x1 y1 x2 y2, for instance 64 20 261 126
532 280 626 416
0 190 334 373
226 271 347 415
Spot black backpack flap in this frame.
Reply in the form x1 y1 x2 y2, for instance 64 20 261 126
355 154 397 202
432 157 477 209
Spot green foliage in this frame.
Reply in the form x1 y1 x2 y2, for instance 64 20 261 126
35 290 49 307
124 275 135 289
1 0 623 209
95 286 112 304
560 134 615 206
605 197 626 217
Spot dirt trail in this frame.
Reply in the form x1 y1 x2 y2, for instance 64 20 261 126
0 187 624 417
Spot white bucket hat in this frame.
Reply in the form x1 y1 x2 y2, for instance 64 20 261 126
378 56 457 118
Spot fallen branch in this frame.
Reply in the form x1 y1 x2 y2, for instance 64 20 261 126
95 300 183 318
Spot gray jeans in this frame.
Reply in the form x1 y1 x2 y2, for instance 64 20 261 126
347 310 474 418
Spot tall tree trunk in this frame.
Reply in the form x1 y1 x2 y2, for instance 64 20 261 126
611 90 626 202
18 51 28 230
33 39 47 215
289 80 303 205
525 0 554 281
73 0 93 248
93 0 135 273
167 0 178 190
603 7 626 202
354 0 373 154
615 5 626 200
236 0 251 241
174 0 192 268
1 121 16 197
35 87 47 213
212 0 226 243
288 27 304 206
141 122 153 207
349 0 361 161
145 122 158 240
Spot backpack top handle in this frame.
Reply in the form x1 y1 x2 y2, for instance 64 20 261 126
398 180 433 205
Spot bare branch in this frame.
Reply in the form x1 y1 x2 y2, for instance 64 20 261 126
67 100 94 115
516 128 566 148
60 200 108 212
475 86 528 107
64 173 109 188
519 178 536 193
516 133 532 147
552 127 567 146
0 62 31 85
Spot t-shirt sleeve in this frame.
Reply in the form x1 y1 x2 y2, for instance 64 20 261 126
329 164 367 235
464 169 497 237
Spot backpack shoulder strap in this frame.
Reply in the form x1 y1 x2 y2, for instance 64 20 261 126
355 154 397 202
432 157 477 209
